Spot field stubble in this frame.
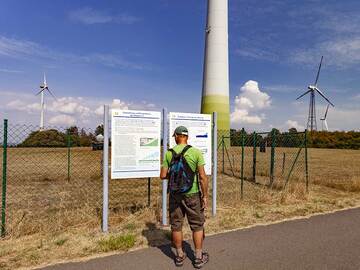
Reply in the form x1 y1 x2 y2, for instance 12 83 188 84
0 146 359 269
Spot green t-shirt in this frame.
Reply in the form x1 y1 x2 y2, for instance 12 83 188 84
162 144 205 195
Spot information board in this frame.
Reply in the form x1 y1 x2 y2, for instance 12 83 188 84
111 110 161 179
169 112 212 175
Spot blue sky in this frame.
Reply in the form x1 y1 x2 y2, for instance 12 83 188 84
0 0 359 131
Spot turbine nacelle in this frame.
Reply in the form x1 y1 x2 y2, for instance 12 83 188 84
308 85 316 91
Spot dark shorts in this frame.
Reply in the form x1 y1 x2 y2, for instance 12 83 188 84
169 193 205 232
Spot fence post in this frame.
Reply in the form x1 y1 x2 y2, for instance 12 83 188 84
147 178 151 207
241 128 245 199
305 130 309 193
67 132 71 181
222 135 225 173
252 132 257 183
1 119 8 237
270 129 276 185
281 152 286 175
162 108 168 226
102 105 109 233
212 112 217 216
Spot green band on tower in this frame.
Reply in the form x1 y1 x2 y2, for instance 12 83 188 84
201 95 230 131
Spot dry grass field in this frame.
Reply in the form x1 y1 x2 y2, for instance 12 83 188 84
0 146 359 269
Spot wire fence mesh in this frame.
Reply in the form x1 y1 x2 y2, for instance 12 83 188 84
216 129 308 207
1 120 308 238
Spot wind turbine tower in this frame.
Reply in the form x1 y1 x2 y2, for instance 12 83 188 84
201 0 230 132
36 73 55 131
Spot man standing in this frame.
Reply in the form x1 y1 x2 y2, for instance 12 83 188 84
160 126 209 268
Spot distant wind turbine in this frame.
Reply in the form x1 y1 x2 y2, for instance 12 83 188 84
296 56 334 131
36 73 56 131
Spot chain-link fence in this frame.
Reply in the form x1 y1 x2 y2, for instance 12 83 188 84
216 129 308 206
0 120 163 238
1 118 309 238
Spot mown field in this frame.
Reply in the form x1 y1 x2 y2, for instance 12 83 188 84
0 146 359 269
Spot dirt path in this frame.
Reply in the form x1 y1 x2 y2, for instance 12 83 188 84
38 207 360 270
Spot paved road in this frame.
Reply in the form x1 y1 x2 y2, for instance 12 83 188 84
39 208 360 270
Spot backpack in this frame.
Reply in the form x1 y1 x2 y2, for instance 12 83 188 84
168 145 196 194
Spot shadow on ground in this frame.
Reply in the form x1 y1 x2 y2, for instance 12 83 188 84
142 222 195 262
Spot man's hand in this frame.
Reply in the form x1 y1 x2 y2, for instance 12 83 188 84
201 195 208 210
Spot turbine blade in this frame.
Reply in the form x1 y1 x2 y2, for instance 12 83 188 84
324 104 330 119
296 89 311 100
316 88 334 107
46 88 57 100
314 56 323 86
44 72 47 86
35 89 44 96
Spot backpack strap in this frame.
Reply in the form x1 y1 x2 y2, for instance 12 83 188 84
169 145 192 164
169 148 177 166
180 145 192 156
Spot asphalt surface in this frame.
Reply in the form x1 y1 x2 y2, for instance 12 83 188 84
39 208 360 270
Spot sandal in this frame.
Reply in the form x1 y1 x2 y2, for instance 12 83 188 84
193 252 209 269
175 253 187 267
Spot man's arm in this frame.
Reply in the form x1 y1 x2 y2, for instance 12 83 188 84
160 151 170 179
160 167 168 179
197 165 208 208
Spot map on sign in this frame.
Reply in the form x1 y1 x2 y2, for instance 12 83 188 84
111 110 161 179
169 112 212 175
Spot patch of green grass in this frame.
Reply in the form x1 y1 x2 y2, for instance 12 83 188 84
98 234 136 252
255 211 264 218
123 223 136 231
164 230 172 241
54 238 68 246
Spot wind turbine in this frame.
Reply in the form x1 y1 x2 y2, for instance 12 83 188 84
320 104 330 131
36 73 56 131
296 56 334 131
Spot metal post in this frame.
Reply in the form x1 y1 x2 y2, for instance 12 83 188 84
1 119 8 237
212 112 217 216
305 130 309 193
284 147 303 190
102 105 109 233
241 128 245 199
222 136 225 173
162 108 168 226
281 152 286 175
67 132 71 181
252 132 257 183
147 178 151 207
270 129 276 185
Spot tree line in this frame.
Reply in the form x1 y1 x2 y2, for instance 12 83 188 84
228 128 360 150
19 125 104 147
17 126 360 149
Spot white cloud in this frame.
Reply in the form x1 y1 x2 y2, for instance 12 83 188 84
0 68 23 73
6 99 41 113
49 97 91 118
95 98 129 116
49 114 76 126
69 7 141 25
231 80 271 125
0 35 147 70
2 90 154 128
285 120 304 131
235 47 278 61
291 37 360 69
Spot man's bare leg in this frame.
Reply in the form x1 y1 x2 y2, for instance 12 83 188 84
172 231 184 257
193 230 204 259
